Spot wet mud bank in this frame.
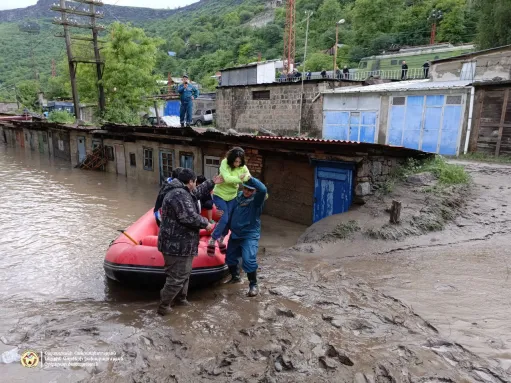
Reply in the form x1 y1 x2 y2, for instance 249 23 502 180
1 146 510 382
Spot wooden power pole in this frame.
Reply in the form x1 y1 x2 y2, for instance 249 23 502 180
52 0 106 120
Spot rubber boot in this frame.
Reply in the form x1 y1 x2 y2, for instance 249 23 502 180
157 303 172 316
226 264 241 284
207 238 216 257
247 271 259 297
218 236 227 255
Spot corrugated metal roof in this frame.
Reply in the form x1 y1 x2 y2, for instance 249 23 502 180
323 80 472 94
255 136 360 144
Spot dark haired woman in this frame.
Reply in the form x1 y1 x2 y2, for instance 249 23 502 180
208 147 251 256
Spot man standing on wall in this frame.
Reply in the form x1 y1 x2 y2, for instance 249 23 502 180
157 169 222 316
225 177 268 297
178 75 199 128
401 61 409 80
423 61 430 78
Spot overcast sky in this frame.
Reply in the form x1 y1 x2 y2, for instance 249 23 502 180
0 0 198 11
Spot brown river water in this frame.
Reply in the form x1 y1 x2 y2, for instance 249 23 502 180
1 145 510 382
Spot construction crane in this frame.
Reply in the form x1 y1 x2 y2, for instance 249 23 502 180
283 0 296 74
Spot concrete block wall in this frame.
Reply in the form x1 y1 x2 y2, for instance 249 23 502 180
216 81 359 137
432 50 511 82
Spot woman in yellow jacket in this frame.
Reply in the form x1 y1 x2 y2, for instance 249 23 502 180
208 147 251 256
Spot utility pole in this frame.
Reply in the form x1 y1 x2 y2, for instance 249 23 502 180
333 18 345 91
429 9 443 45
51 59 56 78
52 0 106 120
298 11 313 136
90 1 105 113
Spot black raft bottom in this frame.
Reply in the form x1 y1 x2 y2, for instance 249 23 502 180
104 261 229 288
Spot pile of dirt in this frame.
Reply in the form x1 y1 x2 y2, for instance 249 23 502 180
298 171 471 246
75 252 509 383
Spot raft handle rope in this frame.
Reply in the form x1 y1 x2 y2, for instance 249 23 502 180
117 230 138 246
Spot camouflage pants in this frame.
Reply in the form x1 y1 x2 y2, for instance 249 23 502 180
159 255 193 307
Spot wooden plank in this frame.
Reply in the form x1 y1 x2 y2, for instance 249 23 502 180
496 89 510 156
471 89 484 152
480 122 511 128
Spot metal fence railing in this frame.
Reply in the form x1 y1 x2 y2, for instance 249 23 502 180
274 67 429 83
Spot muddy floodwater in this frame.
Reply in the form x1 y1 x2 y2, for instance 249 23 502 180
1 146 510 382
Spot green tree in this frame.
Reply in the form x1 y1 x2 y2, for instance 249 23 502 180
304 52 333 71
435 0 467 44
351 0 403 47
475 0 511 48
16 80 40 111
101 23 163 123
223 12 241 27
48 110 75 124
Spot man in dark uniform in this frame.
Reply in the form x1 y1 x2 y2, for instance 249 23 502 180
401 61 409 80
178 75 199 128
157 169 223 316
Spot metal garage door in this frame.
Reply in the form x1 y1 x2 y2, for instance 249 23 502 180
388 94 464 155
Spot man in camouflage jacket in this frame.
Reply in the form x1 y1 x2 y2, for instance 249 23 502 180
157 168 222 316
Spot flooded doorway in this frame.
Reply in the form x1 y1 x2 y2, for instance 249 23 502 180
114 144 126 176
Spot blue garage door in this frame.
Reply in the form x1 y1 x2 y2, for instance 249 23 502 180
164 100 180 117
388 94 463 155
324 111 377 143
314 163 354 223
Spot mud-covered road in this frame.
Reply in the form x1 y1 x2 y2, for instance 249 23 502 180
1 146 510 382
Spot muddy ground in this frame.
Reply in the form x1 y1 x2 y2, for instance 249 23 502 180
1 152 511 382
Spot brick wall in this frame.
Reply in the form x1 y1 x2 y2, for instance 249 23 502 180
262 153 314 225
216 81 360 137
245 148 264 178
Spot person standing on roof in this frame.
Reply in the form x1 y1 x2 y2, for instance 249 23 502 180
343 65 350 79
423 61 430 78
401 61 409 80
178 75 199 128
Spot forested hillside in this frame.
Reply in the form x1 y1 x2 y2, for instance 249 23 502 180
0 0 510 105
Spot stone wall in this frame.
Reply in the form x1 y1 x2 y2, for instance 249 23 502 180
354 156 405 201
216 81 360 137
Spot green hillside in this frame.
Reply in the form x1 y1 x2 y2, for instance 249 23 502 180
0 21 65 101
0 0 510 104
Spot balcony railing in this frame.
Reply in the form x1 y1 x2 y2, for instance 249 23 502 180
274 67 429 83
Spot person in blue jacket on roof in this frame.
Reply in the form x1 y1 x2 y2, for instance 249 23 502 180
225 176 268 297
178 75 199 128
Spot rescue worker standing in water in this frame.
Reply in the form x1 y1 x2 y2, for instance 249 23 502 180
178 75 199 128
225 177 267 297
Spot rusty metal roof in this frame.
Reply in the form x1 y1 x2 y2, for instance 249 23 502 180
255 136 361 144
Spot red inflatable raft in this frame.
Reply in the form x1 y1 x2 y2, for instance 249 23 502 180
104 207 229 287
